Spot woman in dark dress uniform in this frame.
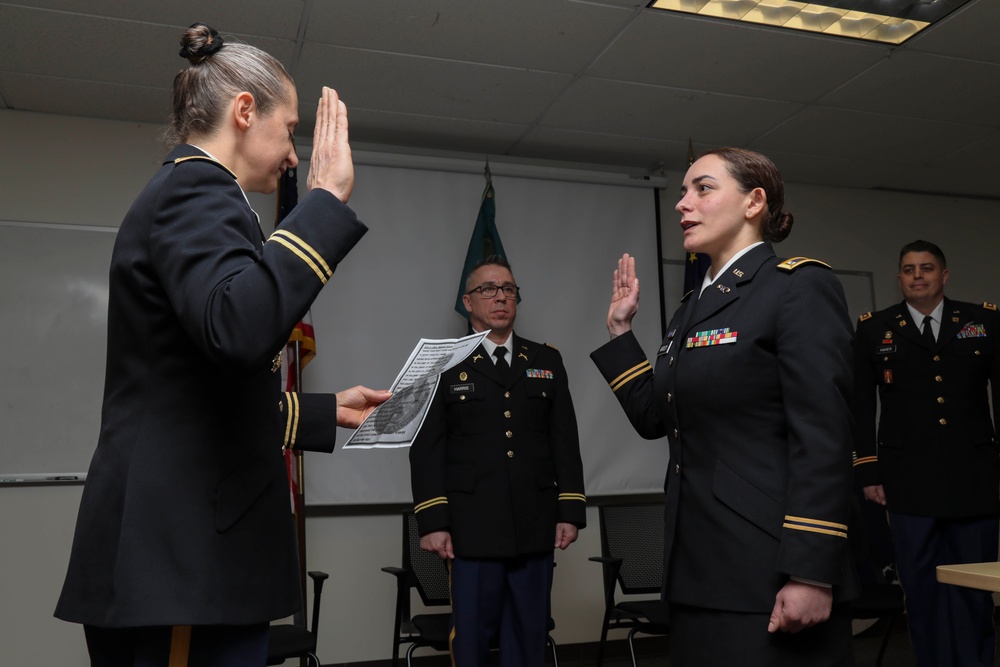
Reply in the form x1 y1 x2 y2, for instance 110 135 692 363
55 23 389 667
591 148 857 666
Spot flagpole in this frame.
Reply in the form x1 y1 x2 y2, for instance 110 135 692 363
292 340 307 633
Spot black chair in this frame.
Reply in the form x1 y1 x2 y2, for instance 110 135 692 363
266 570 329 667
850 497 906 667
382 512 559 667
590 502 669 667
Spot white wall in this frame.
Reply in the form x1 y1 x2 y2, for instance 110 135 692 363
3 109 1000 665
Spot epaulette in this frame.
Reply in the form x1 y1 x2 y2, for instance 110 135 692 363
680 289 695 302
173 155 237 179
984 302 997 311
858 312 872 322
777 257 831 271
544 343 559 351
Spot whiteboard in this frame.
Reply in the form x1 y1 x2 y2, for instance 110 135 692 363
0 221 115 477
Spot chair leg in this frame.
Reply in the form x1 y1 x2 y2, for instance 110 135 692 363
876 615 897 667
307 653 320 667
627 628 639 667
547 634 559 667
406 642 420 667
595 619 611 667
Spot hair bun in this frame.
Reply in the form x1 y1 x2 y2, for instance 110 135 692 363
178 23 224 60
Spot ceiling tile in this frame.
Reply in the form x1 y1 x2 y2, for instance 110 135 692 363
304 0 636 72
905 0 1000 64
541 77 803 146
0 0 305 39
295 44 572 124
0 72 168 124
756 106 987 163
517 126 689 172
348 109 528 157
820 50 1000 127
589 10 889 102
0 7 296 87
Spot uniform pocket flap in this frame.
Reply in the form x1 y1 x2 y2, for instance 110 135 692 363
713 459 783 540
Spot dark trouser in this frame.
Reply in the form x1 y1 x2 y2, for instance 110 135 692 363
83 623 269 667
449 552 553 667
889 512 998 667
669 602 854 667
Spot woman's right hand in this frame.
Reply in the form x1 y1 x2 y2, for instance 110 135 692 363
306 86 354 203
607 253 639 338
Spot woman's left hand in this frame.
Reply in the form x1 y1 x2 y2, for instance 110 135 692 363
767 580 833 633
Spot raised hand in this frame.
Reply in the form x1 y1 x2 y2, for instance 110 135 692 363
306 87 354 202
607 253 639 338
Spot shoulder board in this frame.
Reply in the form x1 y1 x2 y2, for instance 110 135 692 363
984 302 997 311
544 343 559 351
777 257 831 272
680 289 695 302
858 312 872 322
173 155 237 179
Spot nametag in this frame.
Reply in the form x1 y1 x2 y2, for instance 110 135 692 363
450 383 474 394
686 328 738 348
877 345 896 354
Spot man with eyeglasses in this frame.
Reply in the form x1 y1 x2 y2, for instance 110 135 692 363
410 255 586 667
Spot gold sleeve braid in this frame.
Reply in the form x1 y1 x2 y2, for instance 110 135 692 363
609 361 652 392
282 391 300 451
269 230 332 284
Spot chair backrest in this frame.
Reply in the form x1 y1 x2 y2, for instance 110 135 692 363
403 512 451 607
598 502 664 595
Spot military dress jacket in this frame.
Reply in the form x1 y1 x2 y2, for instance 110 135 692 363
55 145 367 628
852 299 1000 518
410 335 587 558
592 244 857 613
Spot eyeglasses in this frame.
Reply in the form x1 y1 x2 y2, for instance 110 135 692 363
467 283 520 299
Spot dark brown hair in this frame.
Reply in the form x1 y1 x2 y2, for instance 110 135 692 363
703 147 794 243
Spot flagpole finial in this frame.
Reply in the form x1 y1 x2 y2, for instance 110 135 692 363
484 158 492 183
687 139 696 166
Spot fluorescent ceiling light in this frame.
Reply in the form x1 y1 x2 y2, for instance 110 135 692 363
647 0 975 45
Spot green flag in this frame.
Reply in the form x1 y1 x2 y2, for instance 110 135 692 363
454 174 513 319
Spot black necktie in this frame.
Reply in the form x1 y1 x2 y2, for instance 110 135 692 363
922 315 936 346
494 347 510 383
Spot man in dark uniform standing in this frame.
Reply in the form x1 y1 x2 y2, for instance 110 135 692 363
853 239 1000 667
409 255 586 667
